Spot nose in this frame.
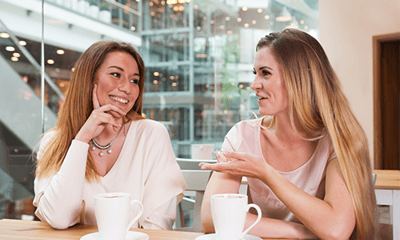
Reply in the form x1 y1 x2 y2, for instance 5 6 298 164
118 77 131 94
251 76 262 90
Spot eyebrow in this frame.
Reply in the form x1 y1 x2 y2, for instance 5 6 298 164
107 66 140 76
258 66 273 71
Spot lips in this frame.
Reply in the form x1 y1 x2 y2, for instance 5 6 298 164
257 95 269 100
110 96 129 104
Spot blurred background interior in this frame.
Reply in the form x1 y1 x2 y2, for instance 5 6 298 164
0 0 398 235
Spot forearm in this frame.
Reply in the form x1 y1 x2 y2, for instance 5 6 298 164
35 140 88 229
262 165 354 239
245 213 317 239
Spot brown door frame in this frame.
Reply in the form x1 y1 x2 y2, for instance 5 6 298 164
373 32 400 169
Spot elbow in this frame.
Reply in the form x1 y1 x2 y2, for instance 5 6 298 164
48 221 71 230
316 225 354 240
35 208 74 230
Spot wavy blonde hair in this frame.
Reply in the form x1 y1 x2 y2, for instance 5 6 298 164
256 29 377 239
36 41 145 182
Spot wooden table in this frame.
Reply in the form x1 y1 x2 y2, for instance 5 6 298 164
0 219 296 240
374 170 400 240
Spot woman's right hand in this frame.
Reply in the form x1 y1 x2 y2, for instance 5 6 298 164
74 84 126 144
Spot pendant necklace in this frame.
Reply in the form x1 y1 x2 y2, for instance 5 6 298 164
91 122 125 157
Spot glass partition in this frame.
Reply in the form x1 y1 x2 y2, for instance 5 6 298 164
0 0 319 220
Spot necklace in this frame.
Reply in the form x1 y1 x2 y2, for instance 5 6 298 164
91 122 125 157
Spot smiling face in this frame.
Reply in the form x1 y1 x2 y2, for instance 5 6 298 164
94 51 140 115
251 46 289 117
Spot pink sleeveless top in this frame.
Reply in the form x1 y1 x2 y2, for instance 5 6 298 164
221 119 337 223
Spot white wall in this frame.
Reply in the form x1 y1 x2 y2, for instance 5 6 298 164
319 0 400 166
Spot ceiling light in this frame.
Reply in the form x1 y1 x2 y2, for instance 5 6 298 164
47 59 55 64
264 15 270 20
11 57 18 61
0 33 10 38
154 72 160 76
19 41 27 46
276 6 292 22
153 80 159 84
244 23 249 28
203 16 207 20
286 18 299 29
242 7 248 11
210 20 214 24
252 20 256 24
304 26 309 30
172 82 177 87
197 26 201 30
227 30 233 35
239 84 243 88
71 68 75 72
219 25 225 29
57 49 65 55
257 9 262 13
300 20 305 24
225 16 230 21
6 46 15 51
13 53 20 57
131 26 136 31
237 18 242 22
170 76 175 80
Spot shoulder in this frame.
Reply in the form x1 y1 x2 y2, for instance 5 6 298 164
136 119 168 130
40 130 57 148
227 119 260 137
129 119 170 138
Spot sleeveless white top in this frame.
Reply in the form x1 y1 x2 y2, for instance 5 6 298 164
221 119 336 223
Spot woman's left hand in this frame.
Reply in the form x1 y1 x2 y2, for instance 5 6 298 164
199 151 269 179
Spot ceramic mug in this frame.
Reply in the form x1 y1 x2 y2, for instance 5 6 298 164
94 192 143 240
211 193 262 240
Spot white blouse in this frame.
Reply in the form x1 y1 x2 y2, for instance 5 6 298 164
34 119 187 230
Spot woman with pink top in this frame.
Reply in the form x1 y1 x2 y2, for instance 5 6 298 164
200 29 377 239
34 41 186 230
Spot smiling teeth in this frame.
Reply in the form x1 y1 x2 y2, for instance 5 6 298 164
111 96 128 104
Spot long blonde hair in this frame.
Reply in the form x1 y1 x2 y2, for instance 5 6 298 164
36 41 145 182
256 29 377 239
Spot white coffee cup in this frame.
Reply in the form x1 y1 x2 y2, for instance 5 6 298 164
94 192 143 240
211 194 261 240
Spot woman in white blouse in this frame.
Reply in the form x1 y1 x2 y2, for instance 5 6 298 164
34 41 186 230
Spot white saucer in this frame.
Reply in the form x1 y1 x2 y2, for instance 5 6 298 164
80 231 149 240
195 233 262 240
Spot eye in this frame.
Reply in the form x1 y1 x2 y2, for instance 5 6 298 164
252 69 257 75
110 72 121 78
262 70 271 76
130 79 140 84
